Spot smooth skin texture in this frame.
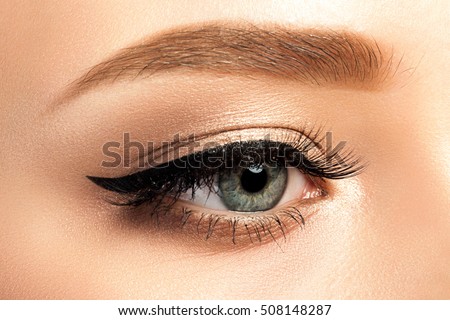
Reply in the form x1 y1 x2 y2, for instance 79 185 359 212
0 1 449 299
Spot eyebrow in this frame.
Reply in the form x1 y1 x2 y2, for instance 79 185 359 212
56 24 397 104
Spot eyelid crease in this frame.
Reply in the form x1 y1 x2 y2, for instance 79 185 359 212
125 126 324 170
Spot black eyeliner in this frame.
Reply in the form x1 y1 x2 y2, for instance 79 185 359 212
88 138 364 207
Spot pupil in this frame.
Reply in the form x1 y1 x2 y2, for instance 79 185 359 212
240 167 268 193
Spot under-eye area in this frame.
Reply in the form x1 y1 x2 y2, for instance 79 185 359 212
88 127 364 246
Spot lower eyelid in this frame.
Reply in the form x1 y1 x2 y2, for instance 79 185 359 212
128 196 324 249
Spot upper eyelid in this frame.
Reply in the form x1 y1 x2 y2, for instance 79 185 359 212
121 126 324 170
88 139 313 194
88 128 363 197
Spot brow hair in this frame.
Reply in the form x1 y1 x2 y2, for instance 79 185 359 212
58 23 396 104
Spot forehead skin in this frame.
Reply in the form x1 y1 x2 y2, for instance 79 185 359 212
0 1 449 299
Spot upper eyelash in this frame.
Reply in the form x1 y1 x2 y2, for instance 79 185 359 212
87 130 364 208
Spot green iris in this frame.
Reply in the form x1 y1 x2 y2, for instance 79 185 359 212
218 164 287 212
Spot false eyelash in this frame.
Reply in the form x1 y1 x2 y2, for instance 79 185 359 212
87 129 364 208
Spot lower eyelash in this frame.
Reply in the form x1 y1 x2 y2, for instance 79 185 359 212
208 207 306 245
126 199 313 247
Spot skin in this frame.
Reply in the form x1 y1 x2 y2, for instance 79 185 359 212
0 0 449 299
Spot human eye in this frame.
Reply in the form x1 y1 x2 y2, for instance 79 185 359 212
87 127 363 247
